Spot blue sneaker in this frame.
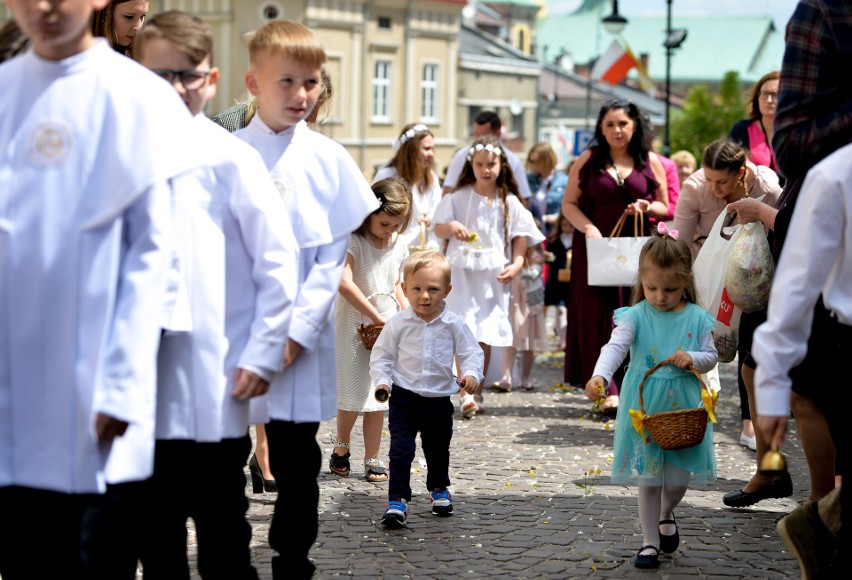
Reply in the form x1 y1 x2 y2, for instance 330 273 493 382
430 489 453 517
381 499 407 528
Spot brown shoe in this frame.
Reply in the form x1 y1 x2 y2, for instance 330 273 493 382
776 500 837 579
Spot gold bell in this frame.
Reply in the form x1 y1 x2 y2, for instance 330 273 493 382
759 446 788 475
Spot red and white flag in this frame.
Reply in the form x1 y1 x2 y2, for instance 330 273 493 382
591 39 656 94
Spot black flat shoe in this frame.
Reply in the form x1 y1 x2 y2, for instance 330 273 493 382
659 516 679 553
634 545 660 569
248 453 278 493
723 471 793 507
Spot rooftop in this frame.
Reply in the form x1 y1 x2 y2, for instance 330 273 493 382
536 13 783 84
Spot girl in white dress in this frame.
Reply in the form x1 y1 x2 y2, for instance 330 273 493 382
434 136 544 417
373 123 443 249
332 177 412 481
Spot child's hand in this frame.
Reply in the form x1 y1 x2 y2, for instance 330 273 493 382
283 338 304 368
668 350 693 369
449 221 470 241
496 262 522 284
95 413 129 443
232 368 270 400
585 376 606 402
458 375 478 394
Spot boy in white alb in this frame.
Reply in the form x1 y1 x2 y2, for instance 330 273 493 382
371 252 484 528
129 12 299 579
234 20 379 579
0 1 199 577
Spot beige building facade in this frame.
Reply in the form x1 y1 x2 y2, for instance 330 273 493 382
0 0 467 174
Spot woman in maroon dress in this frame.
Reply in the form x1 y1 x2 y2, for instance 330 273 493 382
561 100 669 411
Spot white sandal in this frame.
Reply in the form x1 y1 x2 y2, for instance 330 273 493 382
364 458 388 483
460 393 477 418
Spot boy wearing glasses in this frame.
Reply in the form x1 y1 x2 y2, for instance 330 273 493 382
128 10 299 578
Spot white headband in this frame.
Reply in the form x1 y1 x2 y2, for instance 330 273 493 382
392 124 429 152
467 143 503 161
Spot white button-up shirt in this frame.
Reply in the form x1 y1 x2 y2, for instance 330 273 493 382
754 142 852 416
370 305 484 397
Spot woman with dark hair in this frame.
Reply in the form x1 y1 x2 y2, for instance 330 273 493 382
673 139 781 465
561 100 669 412
729 71 780 173
373 123 442 248
91 0 149 57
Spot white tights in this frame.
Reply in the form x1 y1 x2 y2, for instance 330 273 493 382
637 464 689 553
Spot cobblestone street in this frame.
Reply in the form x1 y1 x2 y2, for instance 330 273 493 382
222 353 805 578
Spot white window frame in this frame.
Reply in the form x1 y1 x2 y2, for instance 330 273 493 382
372 60 392 122
420 63 439 123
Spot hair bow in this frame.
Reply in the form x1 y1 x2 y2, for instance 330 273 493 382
657 222 679 240
392 124 429 152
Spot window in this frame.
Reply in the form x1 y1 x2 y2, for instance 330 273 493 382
421 64 439 121
378 16 391 29
372 61 392 121
467 106 482 135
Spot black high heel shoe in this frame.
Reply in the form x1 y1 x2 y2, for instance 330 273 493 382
248 453 277 493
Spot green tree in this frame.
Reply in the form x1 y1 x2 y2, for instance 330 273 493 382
670 71 745 164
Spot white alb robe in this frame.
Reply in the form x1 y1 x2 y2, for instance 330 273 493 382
156 115 299 441
0 41 199 493
235 117 379 423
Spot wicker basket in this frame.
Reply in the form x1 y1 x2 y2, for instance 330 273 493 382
638 361 710 451
356 292 400 350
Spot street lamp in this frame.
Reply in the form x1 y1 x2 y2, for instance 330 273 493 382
587 2 629 129
602 0 628 35
663 0 687 156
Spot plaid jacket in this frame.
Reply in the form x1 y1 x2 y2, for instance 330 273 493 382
211 101 252 133
771 0 852 255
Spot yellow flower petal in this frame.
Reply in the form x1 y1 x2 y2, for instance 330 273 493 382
702 390 719 423
628 409 646 438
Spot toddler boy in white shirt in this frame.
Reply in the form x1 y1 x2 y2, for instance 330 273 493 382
371 252 484 528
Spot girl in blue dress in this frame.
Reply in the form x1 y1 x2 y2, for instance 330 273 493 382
585 223 718 569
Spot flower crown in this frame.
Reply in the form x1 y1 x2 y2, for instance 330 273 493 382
392 124 429 152
467 143 503 161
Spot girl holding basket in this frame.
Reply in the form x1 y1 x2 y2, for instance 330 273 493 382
585 224 718 569
331 178 412 482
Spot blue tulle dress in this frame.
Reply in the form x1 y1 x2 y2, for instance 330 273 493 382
610 301 718 486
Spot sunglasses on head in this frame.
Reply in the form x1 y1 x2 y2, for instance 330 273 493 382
602 98 631 108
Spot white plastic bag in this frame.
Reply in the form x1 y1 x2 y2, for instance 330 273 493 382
693 210 742 363
724 221 774 313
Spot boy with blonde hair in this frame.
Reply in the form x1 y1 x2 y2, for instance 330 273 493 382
371 252 484 528
234 19 378 579
129 11 300 578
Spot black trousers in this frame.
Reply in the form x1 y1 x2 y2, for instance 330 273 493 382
266 420 321 580
138 435 257 580
80 480 146 579
0 486 96 579
388 385 454 502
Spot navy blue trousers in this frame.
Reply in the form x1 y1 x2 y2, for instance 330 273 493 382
387 385 454 502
